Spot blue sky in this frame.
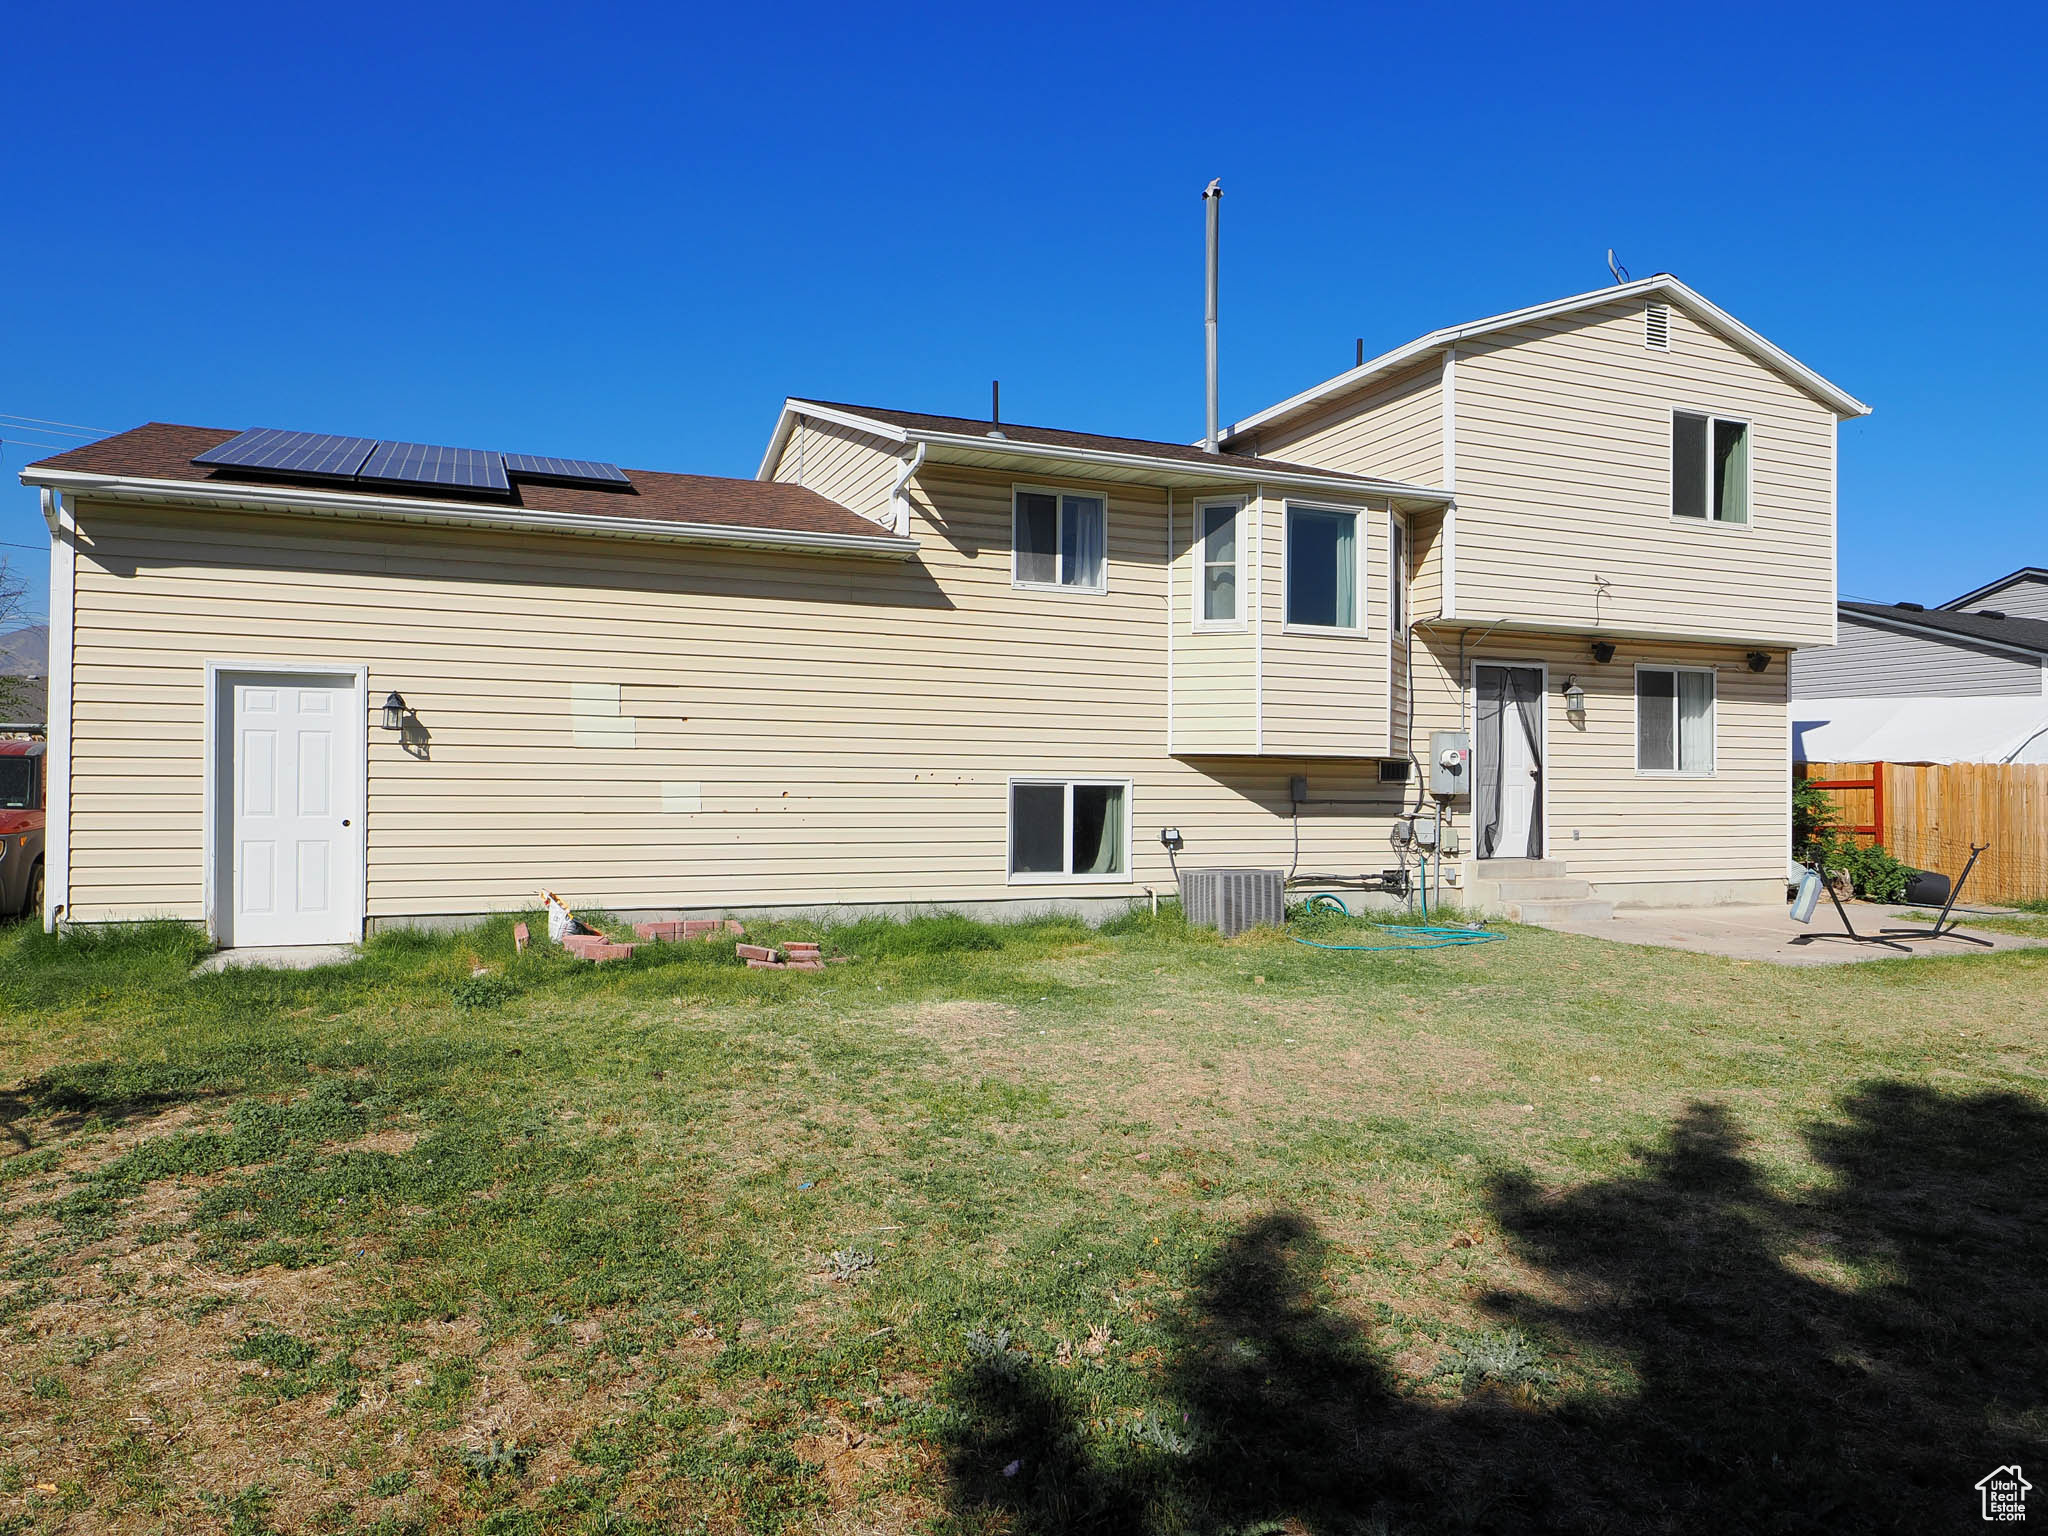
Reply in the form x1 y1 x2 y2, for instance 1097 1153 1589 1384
2 1 2042 631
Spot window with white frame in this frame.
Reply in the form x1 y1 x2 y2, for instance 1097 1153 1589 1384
1014 487 1107 591
1389 514 1408 635
1672 411 1750 524
1284 504 1363 630
1195 500 1242 626
1637 667 1716 775
1008 779 1128 879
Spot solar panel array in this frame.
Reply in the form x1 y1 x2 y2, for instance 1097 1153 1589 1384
192 428 627 493
501 453 631 485
361 440 509 491
193 428 378 477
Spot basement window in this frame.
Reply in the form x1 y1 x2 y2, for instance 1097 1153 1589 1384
1636 667 1716 775
1014 487 1107 592
1672 411 1750 524
1009 778 1129 881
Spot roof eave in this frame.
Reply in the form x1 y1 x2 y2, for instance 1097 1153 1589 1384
1221 276 1869 447
20 466 922 561
1840 603 2048 660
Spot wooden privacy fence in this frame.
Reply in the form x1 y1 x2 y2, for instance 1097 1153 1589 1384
1800 760 2048 903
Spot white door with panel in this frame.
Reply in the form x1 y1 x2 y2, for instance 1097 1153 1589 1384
222 673 362 946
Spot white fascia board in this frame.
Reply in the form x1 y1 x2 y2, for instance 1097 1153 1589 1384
754 399 912 482
20 467 922 560
1221 277 1870 445
905 425 1451 506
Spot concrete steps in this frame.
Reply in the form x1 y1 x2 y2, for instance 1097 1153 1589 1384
1470 859 1614 925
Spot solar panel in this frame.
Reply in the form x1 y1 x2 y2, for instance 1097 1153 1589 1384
358 441 509 492
193 428 377 478
502 453 630 485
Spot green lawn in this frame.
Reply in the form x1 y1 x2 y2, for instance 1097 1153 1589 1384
2 908 2044 1535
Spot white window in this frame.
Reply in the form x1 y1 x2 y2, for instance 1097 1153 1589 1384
1636 667 1716 775
1389 514 1409 635
1014 487 1107 592
1284 504 1364 631
1194 500 1244 627
1672 411 1749 524
1008 778 1129 881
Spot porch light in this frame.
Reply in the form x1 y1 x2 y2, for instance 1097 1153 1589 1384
380 691 409 731
1562 677 1587 719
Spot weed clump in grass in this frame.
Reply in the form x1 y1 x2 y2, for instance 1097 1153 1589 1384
451 972 517 1010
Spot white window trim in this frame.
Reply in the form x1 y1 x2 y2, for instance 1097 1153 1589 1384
1388 509 1409 638
1011 482 1110 594
1633 663 1718 778
1280 501 1369 636
1005 776 1134 885
1191 496 1248 632
1669 408 1754 530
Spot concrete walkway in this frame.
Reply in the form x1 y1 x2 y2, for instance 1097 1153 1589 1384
1536 903 2046 966
194 944 360 974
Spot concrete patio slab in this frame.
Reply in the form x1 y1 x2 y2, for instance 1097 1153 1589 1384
195 944 359 974
1536 903 2047 966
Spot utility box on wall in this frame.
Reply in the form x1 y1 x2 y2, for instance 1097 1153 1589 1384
1429 731 1471 796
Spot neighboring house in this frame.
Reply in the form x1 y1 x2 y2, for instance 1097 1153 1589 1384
1790 591 2048 764
21 274 1866 942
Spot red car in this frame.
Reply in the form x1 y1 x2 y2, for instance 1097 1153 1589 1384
0 741 45 921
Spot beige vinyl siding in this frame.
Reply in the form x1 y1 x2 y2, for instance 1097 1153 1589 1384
768 415 901 526
1789 614 2045 698
1260 495 1390 758
1450 298 1838 647
1252 361 1443 485
1168 490 1256 754
64 472 1419 924
1408 630 1793 889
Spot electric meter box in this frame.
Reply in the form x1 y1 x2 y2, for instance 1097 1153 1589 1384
1429 730 1471 796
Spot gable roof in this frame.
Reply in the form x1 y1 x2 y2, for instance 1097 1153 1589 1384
1841 600 2048 658
760 399 1452 507
1940 567 2048 611
1219 275 1871 449
21 423 916 558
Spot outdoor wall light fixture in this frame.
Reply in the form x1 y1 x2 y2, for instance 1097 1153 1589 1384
1562 677 1587 719
1746 651 1771 673
1590 641 1616 664
1159 827 1185 853
380 691 410 731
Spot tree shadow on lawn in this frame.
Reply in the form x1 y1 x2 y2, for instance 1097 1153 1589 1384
942 1082 2048 1534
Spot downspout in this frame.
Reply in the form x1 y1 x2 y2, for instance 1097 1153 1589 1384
41 488 75 932
886 441 926 536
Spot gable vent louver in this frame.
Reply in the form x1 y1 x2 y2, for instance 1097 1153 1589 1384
1645 301 1672 350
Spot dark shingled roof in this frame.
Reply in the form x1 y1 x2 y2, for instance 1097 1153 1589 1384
26 423 889 540
1842 600 2048 656
801 400 1397 485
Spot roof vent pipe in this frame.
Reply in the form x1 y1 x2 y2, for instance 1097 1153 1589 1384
1203 179 1222 453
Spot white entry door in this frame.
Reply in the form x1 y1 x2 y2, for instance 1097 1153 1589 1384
1475 664 1544 860
223 673 362 946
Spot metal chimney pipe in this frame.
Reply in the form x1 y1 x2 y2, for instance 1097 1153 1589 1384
1202 179 1222 452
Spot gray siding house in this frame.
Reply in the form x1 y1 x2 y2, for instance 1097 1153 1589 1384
1791 580 2048 764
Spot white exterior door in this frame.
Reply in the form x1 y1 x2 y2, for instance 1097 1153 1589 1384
224 674 362 946
1475 664 1545 860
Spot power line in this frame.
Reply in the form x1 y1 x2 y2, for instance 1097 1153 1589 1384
0 412 114 436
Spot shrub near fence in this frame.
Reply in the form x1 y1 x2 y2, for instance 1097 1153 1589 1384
1798 760 2048 904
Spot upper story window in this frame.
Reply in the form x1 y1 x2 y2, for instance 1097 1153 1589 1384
1014 487 1106 592
1195 499 1244 628
1672 411 1750 525
1284 504 1364 632
1637 666 1716 775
